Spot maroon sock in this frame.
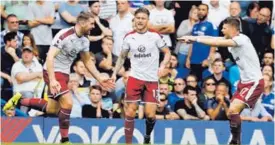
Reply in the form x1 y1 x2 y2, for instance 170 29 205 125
20 98 47 112
58 108 71 139
125 115 135 144
229 114 241 143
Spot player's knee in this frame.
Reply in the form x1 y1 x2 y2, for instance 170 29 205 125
125 106 137 117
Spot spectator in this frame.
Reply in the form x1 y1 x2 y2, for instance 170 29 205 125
240 100 273 122
249 7 272 60
72 60 96 87
217 2 251 62
175 6 198 68
1 32 21 89
0 1 31 34
3 106 16 117
0 14 24 48
198 77 216 110
159 82 170 96
271 28 274 49
95 37 125 76
22 33 39 61
59 0 85 28
110 0 133 56
69 73 90 118
206 0 229 27
262 50 274 66
262 65 274 79
114 71 129 103
175 86 210 120
82 85 109 118
11 46 43 113
168 78 185 111
186 4 217 82
243 2 259 23
206 82 230 120
156 93 179 120
27 0 55 64
113 93 126 118
88 1 112 54
149 0 175 48
99 0 117 21
186 74 201 94
51 1 66 37
262 74 274 117
208 59 231 94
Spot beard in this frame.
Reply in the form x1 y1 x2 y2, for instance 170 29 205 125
199 15 207 21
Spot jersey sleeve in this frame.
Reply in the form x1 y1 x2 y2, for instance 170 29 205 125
232 35 246 47
156 34 167 50
51 30 65 49
121 36 131 51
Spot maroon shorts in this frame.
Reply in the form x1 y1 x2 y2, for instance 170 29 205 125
231 79 264 109
126 76 159 103
43 70 70 99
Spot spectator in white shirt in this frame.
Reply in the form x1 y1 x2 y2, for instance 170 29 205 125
207 0 230 27
11 46 43 113
149 0 175 48
110 0 133 56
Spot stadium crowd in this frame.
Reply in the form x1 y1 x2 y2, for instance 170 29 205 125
1 0 274 122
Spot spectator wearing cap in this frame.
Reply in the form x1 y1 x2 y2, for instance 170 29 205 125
168 78 185 111
11 46 43 113
110 0 133 56
156 93 179 120
249 7 272 60
262 74 274 117
0 14 24 48
88 0 112 54
1 32 22 89
27 0 55 64
206 82 230 120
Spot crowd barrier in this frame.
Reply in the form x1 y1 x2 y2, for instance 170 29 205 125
1 117 274 145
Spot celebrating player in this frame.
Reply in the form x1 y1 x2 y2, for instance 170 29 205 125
3 12 114 144
111 7 171 144
178 17 264 145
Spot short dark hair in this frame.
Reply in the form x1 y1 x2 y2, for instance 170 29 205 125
223 17 240 31
88 0 99 7
183 85 197 94
246 2 259 17
7 14 17 20
3 32 17 44
199 3 209 11
134 7 150 17
264 49 274 56
90 85 102 93
212 58 225 67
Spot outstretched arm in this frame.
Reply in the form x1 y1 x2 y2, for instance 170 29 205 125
178 36 235 47
112 49 129 79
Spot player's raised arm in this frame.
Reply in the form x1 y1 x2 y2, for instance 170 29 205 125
112 49 129 81
178 36 237 47
80 51 115 89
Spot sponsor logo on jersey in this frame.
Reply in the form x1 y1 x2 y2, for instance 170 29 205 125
135 45 151 58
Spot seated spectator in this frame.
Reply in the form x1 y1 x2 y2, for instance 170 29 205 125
206 83 230 120
72 60 96 87
175 86 209 120
262 50 274 66
156 93 179 120
58 0 85 28
168 78 185 111
69 73 90 118
1 32 22 92
198 77 216 110
170 53 190 79
88 1 112 54
159 82 170 96
95 37 125 76
149 0 175 48
22 33 39 61
27 0 55 64
3 106 16 117
11 46 43 113
0 14 24 48
1 99 28 117
115 71 129 103
262 74 274 117
175 6 198 68
241 100 273 122
262 65 274 79
186 74 201 94
82 85 109 118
